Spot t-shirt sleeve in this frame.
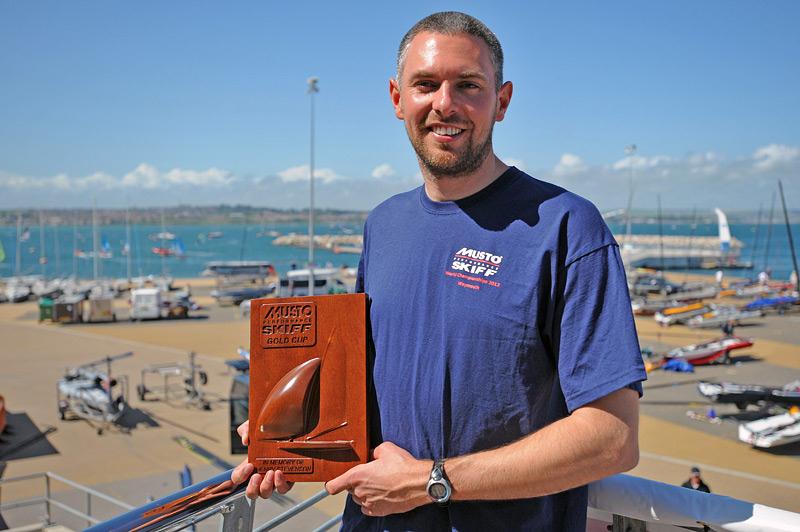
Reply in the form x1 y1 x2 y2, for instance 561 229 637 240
556 243 647 412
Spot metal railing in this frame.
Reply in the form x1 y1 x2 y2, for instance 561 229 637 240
14 468 800 532
83 469 340 532
0 471 134 529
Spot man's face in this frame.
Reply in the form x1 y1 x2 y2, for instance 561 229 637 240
390 31 512 178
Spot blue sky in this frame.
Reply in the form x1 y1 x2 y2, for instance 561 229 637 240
1 1 798 211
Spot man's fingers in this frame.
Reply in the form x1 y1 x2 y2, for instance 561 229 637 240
274 470 294 494
237 420 250 446
259 470 276 499
230 460 254 485
325 470 352 495
246 473 263 500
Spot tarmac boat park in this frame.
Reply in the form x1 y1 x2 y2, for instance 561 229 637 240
0 276 799 529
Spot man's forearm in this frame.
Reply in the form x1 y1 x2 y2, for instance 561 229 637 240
445 387 639 501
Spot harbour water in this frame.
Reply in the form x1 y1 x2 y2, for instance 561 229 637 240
0 221 797 280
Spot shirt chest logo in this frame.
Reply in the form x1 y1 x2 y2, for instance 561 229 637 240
445 246 503 290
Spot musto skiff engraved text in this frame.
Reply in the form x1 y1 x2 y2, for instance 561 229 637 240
259 302 317 348
257 457 313 473
447 247 503 291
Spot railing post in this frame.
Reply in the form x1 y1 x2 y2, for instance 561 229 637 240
44 473 52 525
612 514 647 532
219 494 256 532
87 490 93 528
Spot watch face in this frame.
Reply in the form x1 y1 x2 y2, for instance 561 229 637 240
429 483 446 499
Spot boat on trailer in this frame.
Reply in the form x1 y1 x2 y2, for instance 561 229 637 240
699 380 800 409
739 410 800 448
665 335 753 365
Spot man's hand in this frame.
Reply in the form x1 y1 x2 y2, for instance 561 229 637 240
325 442 431 517
229 420 294 499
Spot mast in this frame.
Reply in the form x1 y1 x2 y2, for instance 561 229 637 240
657 194 665 275
240 224 247 262
92 198 99 280
126 206 132 283
72 217 78 279
15 212 22 276
683 206 697 283
763 191 776 275
53 223 60 278
778 180 799 293
749 203 763 274
160 209 166 277
39 210 46 278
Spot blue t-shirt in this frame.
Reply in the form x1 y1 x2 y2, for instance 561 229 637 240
344 167 646 531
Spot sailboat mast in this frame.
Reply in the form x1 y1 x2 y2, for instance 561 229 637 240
72 217 78 279
683 206 697 283
39 210 46 278
161 209 166 277
92 199 99 280
763 192 776 275
749 203 763 273
54 224 60 278
126 207 132 283
15 212 22 276
778 180 799 293
657 194 665 274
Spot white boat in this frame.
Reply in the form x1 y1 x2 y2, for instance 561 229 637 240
686 307 763 328
654 303 710 326
739 411 800 448
665 335 753 365
4 281 32 303
148 231 176 241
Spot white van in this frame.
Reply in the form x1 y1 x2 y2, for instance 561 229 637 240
130 288 162 320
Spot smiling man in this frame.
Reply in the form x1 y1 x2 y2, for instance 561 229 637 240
233 11 646 531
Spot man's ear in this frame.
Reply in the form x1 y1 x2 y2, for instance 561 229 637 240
494 81 513 122
389 78 403 120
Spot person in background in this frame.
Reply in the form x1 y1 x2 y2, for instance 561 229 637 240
681 466 711 493
721 319 735 337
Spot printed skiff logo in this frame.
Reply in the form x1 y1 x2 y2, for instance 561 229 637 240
446 246 503 291
259 302 317 348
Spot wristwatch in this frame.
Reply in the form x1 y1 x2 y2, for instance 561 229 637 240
426 459 452 505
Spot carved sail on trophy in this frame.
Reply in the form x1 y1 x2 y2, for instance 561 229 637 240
248 293 368 482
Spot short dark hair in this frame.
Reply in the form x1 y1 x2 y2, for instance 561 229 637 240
397 11 504 91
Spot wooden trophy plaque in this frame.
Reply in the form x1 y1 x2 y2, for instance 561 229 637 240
248 293 368 482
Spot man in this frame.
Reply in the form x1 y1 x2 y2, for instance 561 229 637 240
681 466 711 493
233 12 646 530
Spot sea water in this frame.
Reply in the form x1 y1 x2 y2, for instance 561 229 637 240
0 221 797 281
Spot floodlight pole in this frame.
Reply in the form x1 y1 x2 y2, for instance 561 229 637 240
308 77 319 294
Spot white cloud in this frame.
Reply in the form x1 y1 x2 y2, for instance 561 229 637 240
163 167 233 187
277 165 341 184
0 164 235 191
121 163 161 188
752 144 799 172
686 151 720 175
553 153 587 177
119 164 233 188
612 154 672 171
371 163 396 179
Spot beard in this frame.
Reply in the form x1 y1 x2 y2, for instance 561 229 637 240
407 120 495 178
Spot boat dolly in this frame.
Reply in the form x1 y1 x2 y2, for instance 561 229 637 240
137 351 210 410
